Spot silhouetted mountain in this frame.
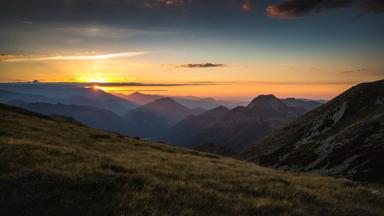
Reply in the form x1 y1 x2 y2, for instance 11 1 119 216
0 84 137 115
164 95 305 154
121 91 163 105
124 98 203 139
282 98 323 111
243 80 384 184
7 100 127 134
119 91 244 110
0 89 53 103
173 96 243 110
200 105 229 118
132 97 197 122
61 89 137 115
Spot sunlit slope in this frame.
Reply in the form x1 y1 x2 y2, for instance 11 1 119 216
0 104 383 216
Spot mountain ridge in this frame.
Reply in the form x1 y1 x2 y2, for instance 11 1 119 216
242 79 384 183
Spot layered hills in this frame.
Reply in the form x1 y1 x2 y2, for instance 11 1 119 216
163 95 307 154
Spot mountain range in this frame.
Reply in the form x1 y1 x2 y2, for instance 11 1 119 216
0 84 136 115
0 84 323 147
118 91 246 109
163 95 311 154
124 97 205 139
242 80 384 183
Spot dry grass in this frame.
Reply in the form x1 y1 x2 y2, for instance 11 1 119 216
1 104 384 216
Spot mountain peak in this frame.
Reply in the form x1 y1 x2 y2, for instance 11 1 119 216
154 97 177 104
248 94 283 108
200 105 229 118
130 91 144 96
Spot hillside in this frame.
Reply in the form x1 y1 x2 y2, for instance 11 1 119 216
242 80 384 183
1 103 384 215
164 95 305 154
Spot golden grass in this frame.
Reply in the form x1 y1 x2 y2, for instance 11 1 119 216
0 104 384 215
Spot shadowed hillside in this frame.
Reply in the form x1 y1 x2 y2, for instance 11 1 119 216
242 80 384 184
1 103 384 215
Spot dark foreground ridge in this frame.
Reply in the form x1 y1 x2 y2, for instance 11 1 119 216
243 80 384 184
0 103 384 215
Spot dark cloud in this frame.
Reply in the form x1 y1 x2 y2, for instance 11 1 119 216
358 0 384 13
179 63 226 68
267 0 355 19
0 0 249 23
267 0 384 19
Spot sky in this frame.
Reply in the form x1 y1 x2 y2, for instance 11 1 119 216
0 0 383 100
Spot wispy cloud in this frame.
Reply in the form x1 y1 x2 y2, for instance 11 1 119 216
341 68 367 74
0 52 147 63
179 63 226 68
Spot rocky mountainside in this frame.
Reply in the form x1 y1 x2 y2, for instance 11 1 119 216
242 80 384 183
164 95 305 154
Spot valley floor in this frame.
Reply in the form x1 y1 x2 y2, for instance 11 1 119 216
1 104 384 215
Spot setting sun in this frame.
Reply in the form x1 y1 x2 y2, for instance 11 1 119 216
92 85 100 90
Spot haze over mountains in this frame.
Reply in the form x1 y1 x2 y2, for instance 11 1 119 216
119 91 245 110
0 83 323 144
124 97 205 139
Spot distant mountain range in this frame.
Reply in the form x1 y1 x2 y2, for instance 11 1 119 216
0 84 136 115
242 80 384 183
0 83 324 148
6 100 127 134
118 91 246 109
163 95 314 154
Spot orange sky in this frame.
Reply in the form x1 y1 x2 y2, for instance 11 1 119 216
0 52 381 100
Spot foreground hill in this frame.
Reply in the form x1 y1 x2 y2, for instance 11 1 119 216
242 80 384 184
164 95 305 154
1 103 384 215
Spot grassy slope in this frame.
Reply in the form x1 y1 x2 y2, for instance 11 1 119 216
0 104 384 216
